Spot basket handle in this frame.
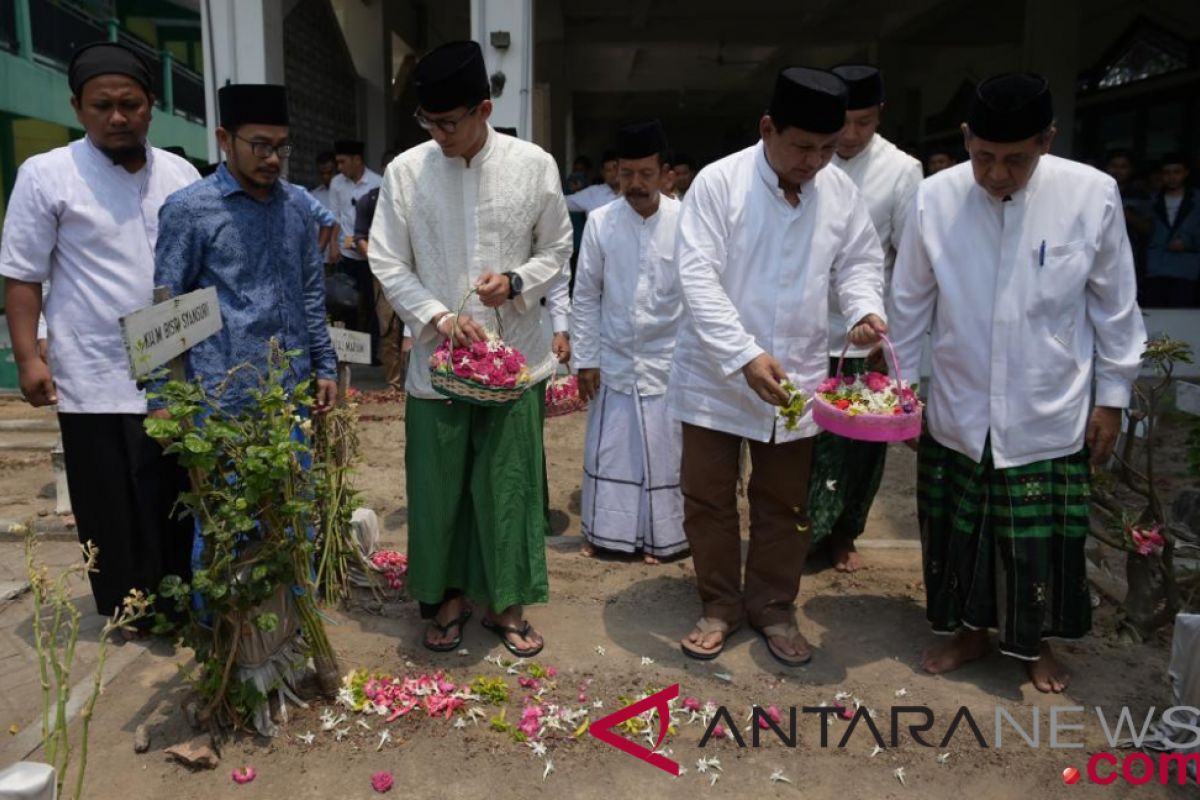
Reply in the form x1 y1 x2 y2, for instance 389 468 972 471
833 332 906 397
448 286 504 343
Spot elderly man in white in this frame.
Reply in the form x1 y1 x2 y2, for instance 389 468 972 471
369 41 572 659
889 73 1145 693
670 67 886 667
573 120 688 566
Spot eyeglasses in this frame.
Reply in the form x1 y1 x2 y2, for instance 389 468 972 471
234 134 292 159
413 105 479 133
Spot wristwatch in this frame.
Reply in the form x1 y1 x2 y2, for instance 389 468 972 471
503 271 523 299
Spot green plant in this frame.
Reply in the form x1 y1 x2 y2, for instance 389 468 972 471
1092 334 1195 632
146 345 339 730
20 525 151 800
311 402 363 604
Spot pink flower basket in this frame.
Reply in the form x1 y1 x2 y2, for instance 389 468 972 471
428 293 532 407
812 334 923 442
545 374 586 418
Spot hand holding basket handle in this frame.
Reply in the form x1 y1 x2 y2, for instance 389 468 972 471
848 313 887 347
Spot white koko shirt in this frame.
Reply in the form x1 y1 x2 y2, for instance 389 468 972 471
0 137 200 413
566 183 619 214
888 156 1146 468
668 141 886 442
368 127 574 399
829 133 923 357
572 194 683 396
329 168 381 260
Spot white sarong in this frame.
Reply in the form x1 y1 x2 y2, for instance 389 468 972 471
580 385 687 557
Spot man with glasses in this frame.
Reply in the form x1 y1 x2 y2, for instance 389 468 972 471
370 41 572 657
330 139 382 350
151 83 337 415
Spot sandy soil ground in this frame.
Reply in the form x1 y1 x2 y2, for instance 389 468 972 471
0 392 1188 799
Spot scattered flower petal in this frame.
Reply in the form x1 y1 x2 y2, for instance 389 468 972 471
826 480 838 491
231 767 255 785
936 752 950 765
371 771 394 793
871 744 884 758
894 767 906 786
714 672 733 683
376 729 391 751
895 688 909 698
640 656 655 666
769 769 792 784
296 731 315 745
595 646 606 656
543 760 554 781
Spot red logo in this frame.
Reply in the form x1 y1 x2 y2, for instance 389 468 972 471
588 684 680 776
1063 767 1081 785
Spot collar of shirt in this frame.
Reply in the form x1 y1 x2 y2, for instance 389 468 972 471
834 133 878 171
451 125 499 171
83 134 153 176
215 162 282 202
753 141 809 207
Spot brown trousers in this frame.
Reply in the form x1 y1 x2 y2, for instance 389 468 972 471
374 278 406 391
681 423 814 630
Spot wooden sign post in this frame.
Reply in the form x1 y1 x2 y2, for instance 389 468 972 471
119 286 223 380
327 324 371 404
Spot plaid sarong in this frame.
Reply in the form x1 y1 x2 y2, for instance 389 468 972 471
917 434 1092 660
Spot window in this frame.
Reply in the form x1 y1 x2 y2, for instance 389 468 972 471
1092 24 1189 90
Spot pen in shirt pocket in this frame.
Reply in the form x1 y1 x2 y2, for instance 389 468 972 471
1039 240 1046 268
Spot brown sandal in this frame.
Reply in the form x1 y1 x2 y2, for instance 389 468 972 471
754 622 812 667
680 617 739 660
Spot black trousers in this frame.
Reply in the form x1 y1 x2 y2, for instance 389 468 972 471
58 413 193 623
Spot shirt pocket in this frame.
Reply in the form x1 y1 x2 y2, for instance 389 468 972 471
1030 240 1091 317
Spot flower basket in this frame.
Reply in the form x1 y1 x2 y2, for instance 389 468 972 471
545 373 586 418
428 289 532 407
812 334 923 442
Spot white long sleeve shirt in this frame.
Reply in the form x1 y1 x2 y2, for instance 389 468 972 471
572 195 682 396
368 127 574 399
667 142 886 442
330 168 381 260
566 183 619 214
888 156 1146 468
545 268 571 333
0 138 199 413
829 133 923 357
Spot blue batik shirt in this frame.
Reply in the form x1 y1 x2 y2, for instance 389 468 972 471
150 164 336 412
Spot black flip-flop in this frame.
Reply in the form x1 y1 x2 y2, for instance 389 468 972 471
481 617 544 658
423 607 472 652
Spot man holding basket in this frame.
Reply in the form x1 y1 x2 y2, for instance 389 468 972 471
369 41 573 657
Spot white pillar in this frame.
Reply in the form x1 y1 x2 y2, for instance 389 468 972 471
471 0 534 138
200 0 286 161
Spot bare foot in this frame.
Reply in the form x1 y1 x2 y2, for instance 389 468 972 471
1026 642 1070 693
424 596 469 649
580 541 595 558
831 535 863 572
488 605 543 653
642 554 660 565
920 629 990 674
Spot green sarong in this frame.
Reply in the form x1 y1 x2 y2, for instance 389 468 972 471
405 382 550 613
808 357 887 548
917 434 1092 660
